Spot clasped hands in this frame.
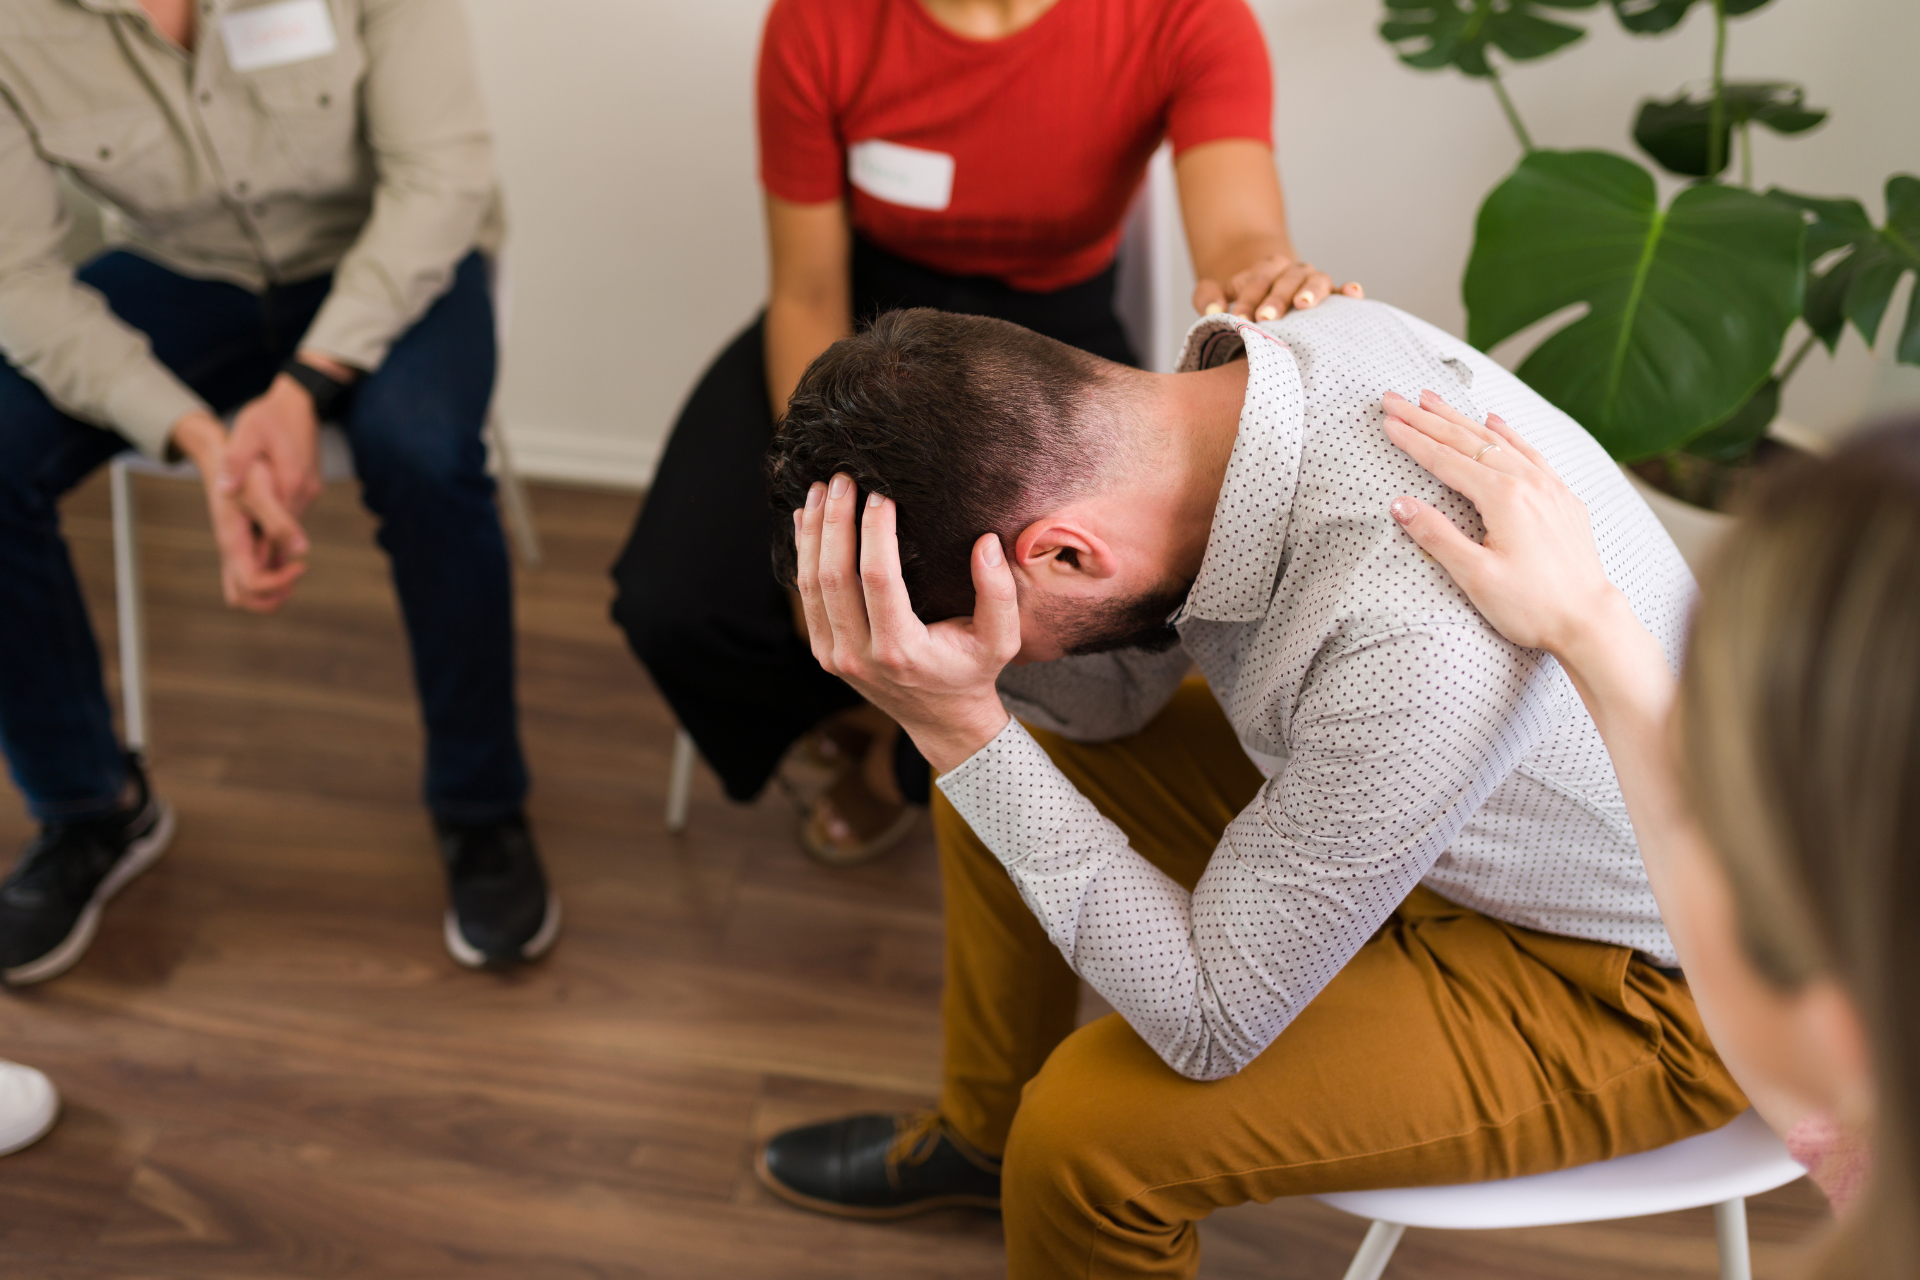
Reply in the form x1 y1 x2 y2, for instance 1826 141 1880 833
168 353 347 613
792 474 1019 774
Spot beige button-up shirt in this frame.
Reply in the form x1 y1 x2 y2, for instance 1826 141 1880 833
943 300 1696 1081
0 0 502 456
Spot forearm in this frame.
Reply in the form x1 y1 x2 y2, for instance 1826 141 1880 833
1190 229 1296 293
0 262 207 457
1551 591 1799 1110
1175 139 1299 287
936 721 1262 1079
1552 591 1691 902
305 0 494 370
764 288 850 420
169 409 227 469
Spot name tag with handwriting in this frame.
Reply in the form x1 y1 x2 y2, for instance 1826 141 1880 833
222 0 338 73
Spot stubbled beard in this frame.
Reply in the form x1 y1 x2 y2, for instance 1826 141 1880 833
1045 580 1194 657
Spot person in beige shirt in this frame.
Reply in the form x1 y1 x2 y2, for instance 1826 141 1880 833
0 0 558 983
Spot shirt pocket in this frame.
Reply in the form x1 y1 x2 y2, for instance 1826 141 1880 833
243 49 366 195
33 109 186 217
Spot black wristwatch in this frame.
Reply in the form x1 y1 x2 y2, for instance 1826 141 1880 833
279 356 351 422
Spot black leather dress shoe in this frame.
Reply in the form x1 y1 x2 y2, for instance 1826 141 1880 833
756 1111 1001 1219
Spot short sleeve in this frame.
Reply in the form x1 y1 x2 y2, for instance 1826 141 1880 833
1162 0 1273 155
756 0 845 205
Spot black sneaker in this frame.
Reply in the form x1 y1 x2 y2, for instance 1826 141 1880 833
434 812 560 968
755 1111 1001 1219
0 754 174 986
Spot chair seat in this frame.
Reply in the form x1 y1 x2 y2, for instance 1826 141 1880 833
115 423 356 484
1314 1110 1804 1230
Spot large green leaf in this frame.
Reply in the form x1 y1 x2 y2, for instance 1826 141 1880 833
1684 376 1779 460
1633 82 1826 178
1770 176 1920 362
1465 150 1805 460
1609 0 1771 35
1380 0 1600 78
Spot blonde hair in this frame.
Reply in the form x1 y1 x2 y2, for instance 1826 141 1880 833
1681 418 1920 1279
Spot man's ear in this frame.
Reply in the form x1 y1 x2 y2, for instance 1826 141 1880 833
1013 517 1118 583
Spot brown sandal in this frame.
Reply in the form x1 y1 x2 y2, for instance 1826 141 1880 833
800 766 920 867
776 720 873 813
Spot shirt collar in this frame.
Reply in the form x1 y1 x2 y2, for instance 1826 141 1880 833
1171 314 1307 626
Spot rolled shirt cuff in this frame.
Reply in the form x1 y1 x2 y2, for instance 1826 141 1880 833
300 287 403 374
105 358 210 459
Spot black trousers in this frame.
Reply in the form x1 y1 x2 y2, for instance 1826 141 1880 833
610 237 1136 803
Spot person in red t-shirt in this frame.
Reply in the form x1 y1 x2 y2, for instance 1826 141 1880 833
611 0 1355 866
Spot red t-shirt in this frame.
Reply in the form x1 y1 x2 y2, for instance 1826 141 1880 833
757 0 1272 292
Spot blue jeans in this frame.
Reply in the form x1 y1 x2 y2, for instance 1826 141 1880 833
0 250 527 824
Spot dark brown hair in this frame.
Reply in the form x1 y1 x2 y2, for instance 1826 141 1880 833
1681 416 1920 1280
767 308 1114 622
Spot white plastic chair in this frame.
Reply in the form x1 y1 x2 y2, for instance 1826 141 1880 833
1313 1109 1805 1280
107 255 541 756
661 146 1188 833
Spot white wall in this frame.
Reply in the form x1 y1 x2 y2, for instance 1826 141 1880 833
468 0 1920 489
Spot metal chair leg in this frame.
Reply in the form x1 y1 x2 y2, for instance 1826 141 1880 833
109 459 149 754
1338 1221 1405 1280
487 412 542 568
666 728 696 833
1714 1198 1752 1280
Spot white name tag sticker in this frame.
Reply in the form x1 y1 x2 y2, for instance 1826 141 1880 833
222 0 338 73
848 139 955 212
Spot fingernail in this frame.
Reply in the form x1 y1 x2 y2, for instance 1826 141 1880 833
806 482 824 511
1204 302 1225 315
1420 389 1438 403
1391 498 1416 525
982 536 1004 568
1295 291 1314 308
828 474 849 499
867 491 882 509
1344 283 1364 298
1383 391 1404 403
1256 305 1278 321
1487 413 1506 427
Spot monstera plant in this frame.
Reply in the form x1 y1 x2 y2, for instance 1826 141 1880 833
1379 0 1920 508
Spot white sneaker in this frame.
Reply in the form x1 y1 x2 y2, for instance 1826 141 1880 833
0 1060 58 1155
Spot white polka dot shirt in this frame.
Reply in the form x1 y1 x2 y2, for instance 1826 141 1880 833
936 298 1697 1081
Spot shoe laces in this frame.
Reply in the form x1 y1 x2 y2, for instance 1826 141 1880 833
886 1110 946 1171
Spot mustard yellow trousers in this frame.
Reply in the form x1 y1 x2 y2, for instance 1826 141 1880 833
933 680 1747 1278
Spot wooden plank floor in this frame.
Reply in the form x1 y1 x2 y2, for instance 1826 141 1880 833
0 472 1831 1278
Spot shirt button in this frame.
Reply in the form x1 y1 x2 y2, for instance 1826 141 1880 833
234 180 249 196
97 146 112 161
252 202 267 217
199 90 212 104
317 93 331 108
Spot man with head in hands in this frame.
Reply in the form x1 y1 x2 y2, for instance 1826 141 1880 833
757 298 1749 1276
0 0 556 982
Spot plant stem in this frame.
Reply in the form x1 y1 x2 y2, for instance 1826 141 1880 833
1776 330 1819 385
1707 0 1729 179
1739 121 1752 188
1488 67 1535 154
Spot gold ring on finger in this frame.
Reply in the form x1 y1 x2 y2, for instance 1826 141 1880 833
1472 442 1502 462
